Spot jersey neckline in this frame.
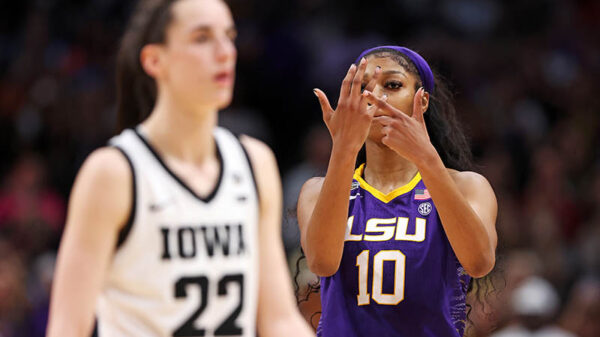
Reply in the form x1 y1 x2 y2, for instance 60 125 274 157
353 163 421 203
133 127 224 203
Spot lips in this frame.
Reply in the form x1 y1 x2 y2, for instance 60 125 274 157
214 71 233 86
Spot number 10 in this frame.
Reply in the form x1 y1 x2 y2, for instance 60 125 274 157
356 250 406 306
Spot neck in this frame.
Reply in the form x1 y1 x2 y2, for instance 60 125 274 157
142 93 218 164
363 140 419 192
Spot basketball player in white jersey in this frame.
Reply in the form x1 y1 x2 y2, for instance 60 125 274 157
46 0 314 336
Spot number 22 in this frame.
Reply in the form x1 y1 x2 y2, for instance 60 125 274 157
356 250 406 306
173 274 244 336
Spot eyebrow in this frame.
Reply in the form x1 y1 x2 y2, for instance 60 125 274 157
362 69 407 82
382 70 407 78
189 25 237 34
190 25 211 33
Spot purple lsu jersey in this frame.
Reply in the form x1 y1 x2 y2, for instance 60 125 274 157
318 164 471 337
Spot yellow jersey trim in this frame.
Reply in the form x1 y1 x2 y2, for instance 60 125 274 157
353 163 421 203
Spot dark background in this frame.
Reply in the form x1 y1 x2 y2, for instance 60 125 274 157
1 0 599 336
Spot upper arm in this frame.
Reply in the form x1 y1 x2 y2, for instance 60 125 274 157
240 135 281 229
63 147 133 251
48 147 132 336
241 135 313 335
451 170 498 246
296 177 324 247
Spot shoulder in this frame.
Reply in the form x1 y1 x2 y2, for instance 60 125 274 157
447 169 496 203
447 169 492 190
238 135 281 204
74 147 132 205
298 177 324 203
68 147 133 230
300 177 325 194
78 147 132 185
239 134 275 164
238 135 278 180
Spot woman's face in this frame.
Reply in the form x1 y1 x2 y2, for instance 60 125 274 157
156 0 237 110
361 55 421 141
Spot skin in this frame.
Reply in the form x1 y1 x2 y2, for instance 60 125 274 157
299 55 497 279
46 1 313 336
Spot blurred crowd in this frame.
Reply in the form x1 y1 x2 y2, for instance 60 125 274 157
1 0 599 336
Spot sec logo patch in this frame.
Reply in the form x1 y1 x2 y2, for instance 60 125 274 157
418 202 432 216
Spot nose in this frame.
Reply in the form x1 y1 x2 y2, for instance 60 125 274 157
215 35 236 63
372 84 383 98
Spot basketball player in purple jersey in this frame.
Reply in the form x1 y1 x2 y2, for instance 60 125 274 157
297 46 498 336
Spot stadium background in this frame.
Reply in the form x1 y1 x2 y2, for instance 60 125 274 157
0 0 599 336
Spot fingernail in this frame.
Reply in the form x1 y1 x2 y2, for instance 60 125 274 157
382 94 388 99
313 89 318 97
360 58 366 65
376 66 381 72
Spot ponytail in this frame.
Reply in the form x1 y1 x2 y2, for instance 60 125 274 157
115 0 179 133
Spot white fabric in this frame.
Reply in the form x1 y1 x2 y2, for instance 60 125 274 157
491 325 578 337
511 276 560 316
97 127 259 337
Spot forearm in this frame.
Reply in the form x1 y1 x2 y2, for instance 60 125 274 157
256 204 314 336
47 247 103 337
257 238 314 337
417 153 495 277
303 144 357 276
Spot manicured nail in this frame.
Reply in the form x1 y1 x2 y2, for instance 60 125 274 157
360 58 366 65
382 94 388 100
375 66 381 72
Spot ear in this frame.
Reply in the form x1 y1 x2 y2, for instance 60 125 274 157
421 90 430 113
140 44 164 79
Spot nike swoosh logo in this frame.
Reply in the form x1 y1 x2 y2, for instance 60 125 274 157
149 199 174 212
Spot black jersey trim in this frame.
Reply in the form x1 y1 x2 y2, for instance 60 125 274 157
111 146 137 249
133 128 224 203
237 135 260 203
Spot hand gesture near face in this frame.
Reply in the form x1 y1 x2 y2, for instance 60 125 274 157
313 58 382 154
364 87 437 165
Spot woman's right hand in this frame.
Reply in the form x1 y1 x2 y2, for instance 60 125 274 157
313 58 381 154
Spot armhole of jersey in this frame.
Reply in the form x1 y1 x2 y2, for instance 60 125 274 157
237 135 260 204
111 146 137 250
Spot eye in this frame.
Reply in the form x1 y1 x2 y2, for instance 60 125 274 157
385 81 402 90
194 33 210 43
227 30 238 42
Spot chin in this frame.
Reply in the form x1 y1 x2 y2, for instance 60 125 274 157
367 123 386 142
216 94 233 109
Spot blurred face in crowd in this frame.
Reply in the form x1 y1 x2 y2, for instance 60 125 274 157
142 0 237 112
361 55 428 142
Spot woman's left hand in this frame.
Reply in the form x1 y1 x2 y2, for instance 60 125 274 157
364 87 437 165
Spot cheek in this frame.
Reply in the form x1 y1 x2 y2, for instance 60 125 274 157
387 94 414 116
169 48 212 79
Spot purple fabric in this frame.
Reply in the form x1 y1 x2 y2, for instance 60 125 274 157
317 172 470 337
355 46 435 93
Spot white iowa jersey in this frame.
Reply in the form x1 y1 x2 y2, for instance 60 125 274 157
98 126 259 337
